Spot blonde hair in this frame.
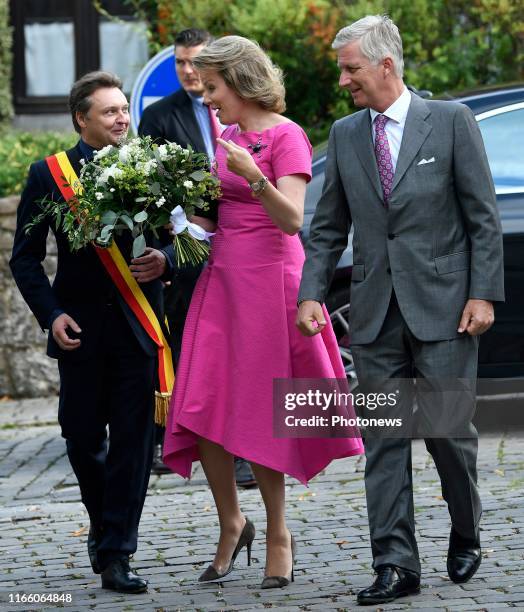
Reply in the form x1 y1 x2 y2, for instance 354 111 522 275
193 35 286 113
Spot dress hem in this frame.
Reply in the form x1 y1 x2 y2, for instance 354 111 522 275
164 418 364 486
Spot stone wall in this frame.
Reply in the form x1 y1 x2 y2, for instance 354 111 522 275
0 196 59 397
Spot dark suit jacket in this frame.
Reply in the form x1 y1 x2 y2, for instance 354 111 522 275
10 142 175 361
138 88 207 151
138 88 218 358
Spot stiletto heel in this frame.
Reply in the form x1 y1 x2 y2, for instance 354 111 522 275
198 517 256 582
247 539 252 566
260 533 296 589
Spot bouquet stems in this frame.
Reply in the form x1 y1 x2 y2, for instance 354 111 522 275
173 230 211 267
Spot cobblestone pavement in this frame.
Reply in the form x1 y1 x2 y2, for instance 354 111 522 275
0 397 523 611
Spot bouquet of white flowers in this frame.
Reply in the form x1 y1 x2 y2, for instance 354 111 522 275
28 136 221 266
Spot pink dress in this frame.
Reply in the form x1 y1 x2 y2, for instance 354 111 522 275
164 121 363 484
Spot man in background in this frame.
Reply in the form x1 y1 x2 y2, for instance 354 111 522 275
139 28 256 488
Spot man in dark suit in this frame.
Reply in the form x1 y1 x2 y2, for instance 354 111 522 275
138 28 256 487
297 15 504 605
10 71 176 594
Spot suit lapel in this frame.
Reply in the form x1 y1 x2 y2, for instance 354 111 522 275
391 93 432 191
175 91 207 152
351 111 383 201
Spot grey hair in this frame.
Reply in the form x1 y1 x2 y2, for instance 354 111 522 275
332 15 404 78
192 35 286 113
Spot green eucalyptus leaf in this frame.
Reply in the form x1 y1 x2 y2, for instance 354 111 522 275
119 214 134 230
189 170 206 181
150 182 161 195
134 210 148 223
101 210 117 224
133 234 146 258
100 224 114 238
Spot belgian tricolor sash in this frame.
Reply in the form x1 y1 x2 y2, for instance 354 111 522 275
46 151 174 425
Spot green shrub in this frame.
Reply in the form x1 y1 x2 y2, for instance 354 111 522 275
0 0 13 128
0 131 78 197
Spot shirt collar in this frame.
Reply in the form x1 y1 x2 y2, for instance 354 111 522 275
369 86 411 125
79 138 97 162
187 91 205 107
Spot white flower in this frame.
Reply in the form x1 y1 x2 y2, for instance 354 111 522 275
97 164 124 185
155 196 166 208
183 180 194 189
94 144 113 161
118 144 130 163
79 158 86 166
110 188 115 192
157 144 169 161
137 159 158 176
95 192 104 200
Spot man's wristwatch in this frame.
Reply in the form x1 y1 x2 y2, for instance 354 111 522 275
249 175 269 196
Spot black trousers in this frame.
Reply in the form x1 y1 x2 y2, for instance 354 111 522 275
57 304 156 569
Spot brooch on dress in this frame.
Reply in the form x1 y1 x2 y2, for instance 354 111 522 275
247 136 268 157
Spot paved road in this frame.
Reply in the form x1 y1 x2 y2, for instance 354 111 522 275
0 397 523 611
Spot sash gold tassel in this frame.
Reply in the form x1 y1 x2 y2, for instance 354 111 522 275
155 392 171 426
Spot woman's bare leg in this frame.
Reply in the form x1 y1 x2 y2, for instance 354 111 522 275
249 462 292 577
197 438 246 572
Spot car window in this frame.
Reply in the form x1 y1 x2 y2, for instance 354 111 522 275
477 107 524 192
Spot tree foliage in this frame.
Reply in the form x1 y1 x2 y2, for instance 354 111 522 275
0 0 13 129
109 0 523 143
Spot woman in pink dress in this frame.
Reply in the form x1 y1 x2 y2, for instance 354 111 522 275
164 35 363 588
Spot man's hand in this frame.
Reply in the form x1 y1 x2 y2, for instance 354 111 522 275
130 247 167 283
296 300 327 337
52 313 82 351
458 299 494 335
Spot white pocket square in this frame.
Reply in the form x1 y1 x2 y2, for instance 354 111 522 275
417 157 435 166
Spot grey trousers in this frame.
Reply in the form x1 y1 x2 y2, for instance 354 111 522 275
351 294 481 575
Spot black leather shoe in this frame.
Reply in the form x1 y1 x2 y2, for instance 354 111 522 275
234 457 257 488
357 565 420 605
151 443 171 475
101 557 148 593
87 525 102 574
447 529 481 583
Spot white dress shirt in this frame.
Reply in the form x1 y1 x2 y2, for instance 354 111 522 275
369 86 411 171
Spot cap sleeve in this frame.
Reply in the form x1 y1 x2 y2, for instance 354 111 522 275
271 123 313 183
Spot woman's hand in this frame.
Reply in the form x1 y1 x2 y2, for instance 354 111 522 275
217 138 262 182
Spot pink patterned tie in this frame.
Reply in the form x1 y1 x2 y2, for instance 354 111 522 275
374 114 394 206
207 105 221 152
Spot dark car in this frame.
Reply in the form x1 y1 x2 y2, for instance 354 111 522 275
302 84 524 380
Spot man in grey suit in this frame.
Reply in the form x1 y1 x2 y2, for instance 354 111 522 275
297 15 504 605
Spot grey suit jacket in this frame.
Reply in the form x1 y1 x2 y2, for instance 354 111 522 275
299 92 504 344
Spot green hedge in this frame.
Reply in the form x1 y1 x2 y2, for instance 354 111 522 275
0 0 13 128
0 131 78 197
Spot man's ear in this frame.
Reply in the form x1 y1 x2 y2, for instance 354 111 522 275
76 111 88 129
383 56 395 77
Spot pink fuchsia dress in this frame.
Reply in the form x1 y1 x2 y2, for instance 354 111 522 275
163 121 363 484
